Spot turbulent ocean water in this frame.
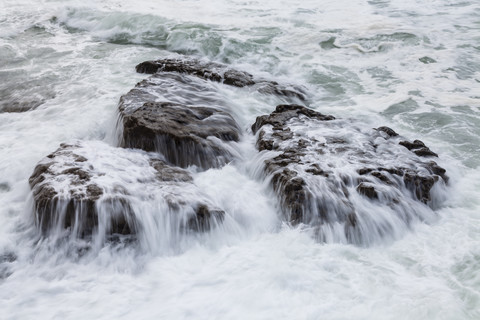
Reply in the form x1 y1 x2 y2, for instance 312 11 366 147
1 0 480 319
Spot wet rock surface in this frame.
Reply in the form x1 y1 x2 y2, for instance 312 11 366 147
399 140 439 157
29 141 225 238
251 104 335 136
118 69 242 170
136 58 307 101
121 101 240 169
27 58 449 247
376 126 399 137
253 104 448 244
118 72 230 115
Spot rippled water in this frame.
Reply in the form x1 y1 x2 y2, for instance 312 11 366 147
1 0 479 319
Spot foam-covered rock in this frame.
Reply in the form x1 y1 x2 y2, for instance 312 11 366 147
135 58 307 101
118 71 241 169
252 104 448 244
29 141 225 238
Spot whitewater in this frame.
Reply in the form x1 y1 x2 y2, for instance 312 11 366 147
1 0 479 319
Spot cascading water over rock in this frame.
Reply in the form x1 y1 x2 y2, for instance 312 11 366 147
121 101 240 169
3 2 479 317
251 104 448 245
135 58 307 101
28 57 448 247
29 141 225 247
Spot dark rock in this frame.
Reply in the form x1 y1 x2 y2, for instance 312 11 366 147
135 58 306 100
135 60 162 75
357 183 378 199
61 168 91 181
118 72 230 115
149 159 193 183
379 167 405 176
400 140 438 157
118 69 243 170
427 161 448 182
256 135 274 151
136 59 225 82
419 56 437 64
403 172 437 203
358 168 373 175
306 164 329 177
252 104 448 245
121 101 240 169
271 169 307 223
370 171 392 184
188 205 225 232
376 126 398 137
271 128 294 141
29 144 129 236
251 104 335 134
399 140 426 150
223 69 255 87
29 141 225 239
413 147 438 157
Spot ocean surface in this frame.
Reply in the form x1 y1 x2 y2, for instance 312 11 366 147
1 0 480 319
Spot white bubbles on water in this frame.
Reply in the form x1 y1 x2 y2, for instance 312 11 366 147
1 0 480 319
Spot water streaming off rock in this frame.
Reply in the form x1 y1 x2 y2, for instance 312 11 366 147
1 0 480 319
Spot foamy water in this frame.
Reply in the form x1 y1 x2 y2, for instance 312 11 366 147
1 0 479 319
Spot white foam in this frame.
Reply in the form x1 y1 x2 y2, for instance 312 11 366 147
1 0 480 318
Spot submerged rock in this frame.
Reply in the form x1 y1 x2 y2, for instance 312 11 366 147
0 100 45 113
29 141 225 238
0 81 55 113
0 252 16 280
253 105 448 245
121 101 240 169
136 58 307 101
419 56 437 64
